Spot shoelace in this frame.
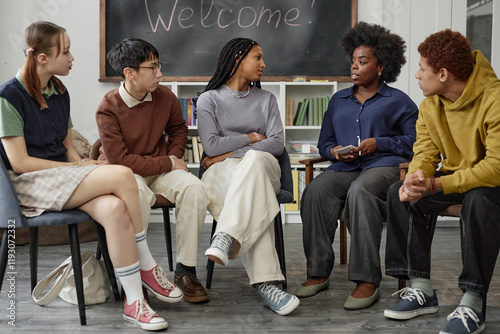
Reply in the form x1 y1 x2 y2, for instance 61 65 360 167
258 283 288 304
212 233 233 252
134 298 157 324
392 287 426 306
447 306 481 332
153 266 175 290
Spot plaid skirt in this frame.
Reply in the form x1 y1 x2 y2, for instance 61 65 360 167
9 165 100 217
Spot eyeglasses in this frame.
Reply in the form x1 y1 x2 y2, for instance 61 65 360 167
129 60 162 74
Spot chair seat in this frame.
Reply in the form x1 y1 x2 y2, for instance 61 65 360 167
152 194 174 208
440 204 462 217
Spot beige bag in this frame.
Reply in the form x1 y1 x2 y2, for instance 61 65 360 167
32 251 110 305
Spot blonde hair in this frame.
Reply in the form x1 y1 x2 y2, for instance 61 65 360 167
23 21 67 109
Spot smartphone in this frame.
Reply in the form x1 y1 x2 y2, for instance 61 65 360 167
334 145 356 155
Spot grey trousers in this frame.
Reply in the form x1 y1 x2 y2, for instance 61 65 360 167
300 166 399 286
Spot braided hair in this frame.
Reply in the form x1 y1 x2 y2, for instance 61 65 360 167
201 38 261 94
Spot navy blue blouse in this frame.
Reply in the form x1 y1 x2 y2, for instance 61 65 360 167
319 82 418 171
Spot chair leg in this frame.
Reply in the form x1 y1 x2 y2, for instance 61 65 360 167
163 207 174 272
274 213 287 289
0 230 8 291
93 222 120 301
29 227 39 292
339 220 347 265
68 224 86 326
205 220 217 289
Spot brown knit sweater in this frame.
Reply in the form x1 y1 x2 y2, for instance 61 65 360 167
96 85 188 177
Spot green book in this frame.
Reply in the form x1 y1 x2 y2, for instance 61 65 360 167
296 98 309 126
293 101 303 125
307 98 314 126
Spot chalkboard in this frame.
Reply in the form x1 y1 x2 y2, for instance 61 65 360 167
100 0 357 82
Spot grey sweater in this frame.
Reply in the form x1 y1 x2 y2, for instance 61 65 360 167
197 86 284 158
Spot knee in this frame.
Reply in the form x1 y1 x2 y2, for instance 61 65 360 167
109 165 138 191
244 150 272 168
100 196 133 229
388 180 403 200
463 187 500 211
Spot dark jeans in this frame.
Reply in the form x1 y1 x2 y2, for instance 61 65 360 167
385 180 500 294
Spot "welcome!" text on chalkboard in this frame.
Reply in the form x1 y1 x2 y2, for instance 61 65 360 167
100 0 356 81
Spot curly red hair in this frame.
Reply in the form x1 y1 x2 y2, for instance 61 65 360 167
418 29 473 82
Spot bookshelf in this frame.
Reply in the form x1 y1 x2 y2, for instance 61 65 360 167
163 81 343 223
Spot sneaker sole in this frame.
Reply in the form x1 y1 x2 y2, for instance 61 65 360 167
142 282 183 303
205 249 228 266
267 296 300 316
384 306 439 320
123 314 168 330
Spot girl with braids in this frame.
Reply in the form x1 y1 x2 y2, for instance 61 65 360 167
297 22 418 310
196 37 299 315
0 21 181 331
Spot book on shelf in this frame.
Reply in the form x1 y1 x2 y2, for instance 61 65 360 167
294 98 309 126
285 97 294 126
292 96 331 126
185 136 194 164
179 98 197 126
284 169 299 211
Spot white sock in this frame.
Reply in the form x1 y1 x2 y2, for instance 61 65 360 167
115 261 143 305
460 290 483 313
136 231 157 271
409 276 434 297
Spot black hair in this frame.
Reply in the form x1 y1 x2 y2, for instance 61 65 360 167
107 37 160 79
341 22 406 83
202 38 261 94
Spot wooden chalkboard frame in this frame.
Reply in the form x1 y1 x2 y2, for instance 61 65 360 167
99 0 357 82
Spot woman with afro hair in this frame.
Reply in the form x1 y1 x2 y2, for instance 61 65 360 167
296 22 418 310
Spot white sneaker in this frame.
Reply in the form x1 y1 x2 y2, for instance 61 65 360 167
205 232 234 266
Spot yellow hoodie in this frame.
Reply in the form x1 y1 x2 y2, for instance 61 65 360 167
409 50 500 194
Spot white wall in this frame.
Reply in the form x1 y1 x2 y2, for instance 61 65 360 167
0 0 497 142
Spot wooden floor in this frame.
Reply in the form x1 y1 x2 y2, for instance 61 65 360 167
1 222 499 333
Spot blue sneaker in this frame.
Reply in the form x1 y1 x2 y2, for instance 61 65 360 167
440 306 485 334
205 232 234 266
256 282 300 315
384 287 439 320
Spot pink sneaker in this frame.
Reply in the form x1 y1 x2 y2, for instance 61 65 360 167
123 297 168 331
141 265 183 303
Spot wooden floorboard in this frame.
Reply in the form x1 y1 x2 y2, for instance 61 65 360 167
1 222 499 333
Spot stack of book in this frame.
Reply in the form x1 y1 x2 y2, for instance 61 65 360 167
184 135 204 164
286 96 331 126
179 98 197 126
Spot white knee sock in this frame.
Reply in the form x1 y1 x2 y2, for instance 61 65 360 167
115 261 143 305
136 231 157 271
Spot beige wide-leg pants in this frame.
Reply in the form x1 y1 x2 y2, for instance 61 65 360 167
136 170 208 267
202 150 284 285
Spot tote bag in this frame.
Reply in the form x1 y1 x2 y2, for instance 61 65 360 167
32 251 110 305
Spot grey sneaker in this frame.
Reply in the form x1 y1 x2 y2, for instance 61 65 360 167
205 232 234 266
384 287 439 320
440 306 485 334
256 282 300 315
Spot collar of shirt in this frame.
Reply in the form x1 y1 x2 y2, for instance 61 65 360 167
119 82 152 108
15 69 59 98
338 81 391 101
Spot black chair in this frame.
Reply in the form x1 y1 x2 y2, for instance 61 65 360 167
0 158 120 326
199 149 294 289
90 139 175 271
